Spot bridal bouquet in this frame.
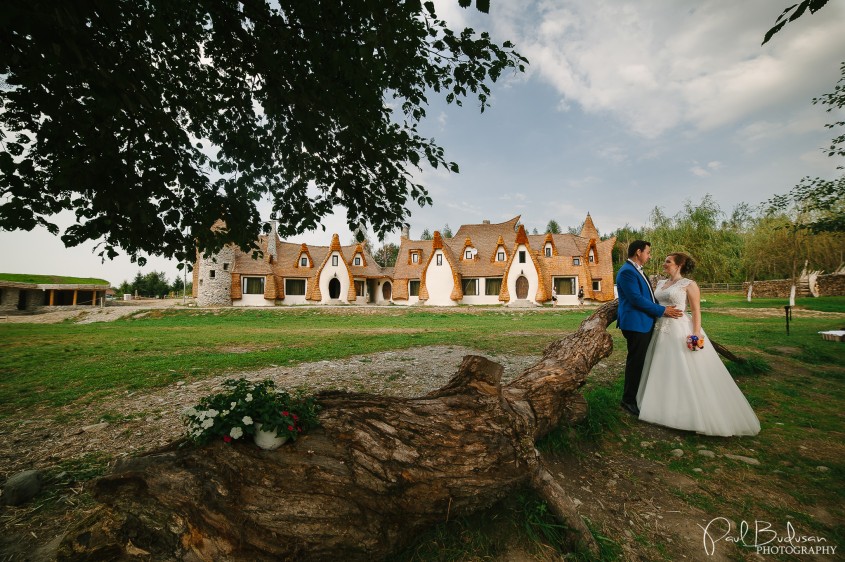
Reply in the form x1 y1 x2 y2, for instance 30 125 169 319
686 335 705 351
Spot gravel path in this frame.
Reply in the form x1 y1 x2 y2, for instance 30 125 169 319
0 345 542 477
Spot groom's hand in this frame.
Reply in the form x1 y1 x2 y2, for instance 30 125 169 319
663 306 684 318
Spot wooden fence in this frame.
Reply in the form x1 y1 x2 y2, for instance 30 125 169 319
697 283 745 293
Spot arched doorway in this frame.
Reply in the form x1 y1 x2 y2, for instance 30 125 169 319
329 278 341 299
515 276 529 299
382 282 392 301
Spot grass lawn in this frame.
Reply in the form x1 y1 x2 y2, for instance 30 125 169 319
700 293 845 313
0 299 843 560
0 273 111 285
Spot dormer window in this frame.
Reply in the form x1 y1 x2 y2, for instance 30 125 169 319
573 257 581 266
545 247 551 257
519 251 526 264
300 256 307 267
411 251 420 264
436 254 443 266
332 255 338 266
465 250 472 260
589 249 595 263
354 257 361 266
497 251 505 262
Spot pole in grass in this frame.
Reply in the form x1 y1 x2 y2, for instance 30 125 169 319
784 305 792 335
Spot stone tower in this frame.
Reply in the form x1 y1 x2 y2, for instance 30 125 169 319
196 244 236 306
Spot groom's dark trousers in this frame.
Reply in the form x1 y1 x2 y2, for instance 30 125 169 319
621 329 653 405
616 259 666 407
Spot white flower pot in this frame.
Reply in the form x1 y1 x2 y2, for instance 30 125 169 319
254 423 288 450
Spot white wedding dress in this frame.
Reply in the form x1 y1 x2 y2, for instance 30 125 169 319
636 279 760 436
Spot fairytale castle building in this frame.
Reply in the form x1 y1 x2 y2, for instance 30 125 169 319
193 214 616 307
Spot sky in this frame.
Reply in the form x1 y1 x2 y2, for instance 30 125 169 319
2 0 844 286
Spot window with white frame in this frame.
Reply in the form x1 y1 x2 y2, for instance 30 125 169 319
285 279 306 295
300 256 308 267
354 256 361 266
436 254 442 266
497 251 505 262
592 280 601 291
409 280 420 296
243 276 264 294
332 255 338 266
545 246 551 257
462 278 478 296
465 250 472 259
485 278 502 296
573 257 581 266
589 249 595 263
411 251 419 263
553 277 576 295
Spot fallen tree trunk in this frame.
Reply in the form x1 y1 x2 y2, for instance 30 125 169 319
57 301 740 560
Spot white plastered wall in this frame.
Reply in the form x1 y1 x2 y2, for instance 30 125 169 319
424 249 457 306
506 245 539 304
318 252 350 303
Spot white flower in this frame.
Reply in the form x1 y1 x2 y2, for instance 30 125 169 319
242 416 254 426
245 393 253 402
207 409 219 418
230 427 243 439
201 418 214 429
231 402 237 409
222 410 230 416
182 407 197 418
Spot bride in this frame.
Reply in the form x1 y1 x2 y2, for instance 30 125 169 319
636 252 760 436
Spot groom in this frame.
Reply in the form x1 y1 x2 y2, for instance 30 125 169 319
616 240 683 415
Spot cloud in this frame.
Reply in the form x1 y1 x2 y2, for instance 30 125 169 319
690 165 710 177
689 160 723 177
488 0 845 139
734 106 830 151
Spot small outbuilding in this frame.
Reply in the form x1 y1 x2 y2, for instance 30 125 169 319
0 274 111 313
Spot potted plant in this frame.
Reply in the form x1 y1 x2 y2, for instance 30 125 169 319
182 378 320 450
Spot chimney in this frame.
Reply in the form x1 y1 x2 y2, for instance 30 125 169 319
401 224 410 240
482 220 490 224
267 220 278 260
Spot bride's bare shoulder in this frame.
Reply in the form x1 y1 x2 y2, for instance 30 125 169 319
681 278 698 289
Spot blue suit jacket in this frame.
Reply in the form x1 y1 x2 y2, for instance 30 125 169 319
616 261 665 332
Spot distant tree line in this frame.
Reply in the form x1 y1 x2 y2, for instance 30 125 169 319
605 192 842 283
115 271 191 298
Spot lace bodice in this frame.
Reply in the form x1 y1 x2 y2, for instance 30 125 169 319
654 278 692 309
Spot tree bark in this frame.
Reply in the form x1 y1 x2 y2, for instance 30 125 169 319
56 302 622 560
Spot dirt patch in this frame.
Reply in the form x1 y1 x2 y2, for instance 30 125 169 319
707 307 844 319
0 342 769 562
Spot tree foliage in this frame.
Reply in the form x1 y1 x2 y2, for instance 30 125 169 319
545 220 561 234
762 0 831 45
374 241 400 267
420 228 433 240
641 196 744 282
0 0 526 265
767 61 845 234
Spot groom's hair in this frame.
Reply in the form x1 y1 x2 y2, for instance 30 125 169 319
627 240 651 258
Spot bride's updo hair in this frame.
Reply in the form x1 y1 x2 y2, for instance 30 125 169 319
668 252 696 275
